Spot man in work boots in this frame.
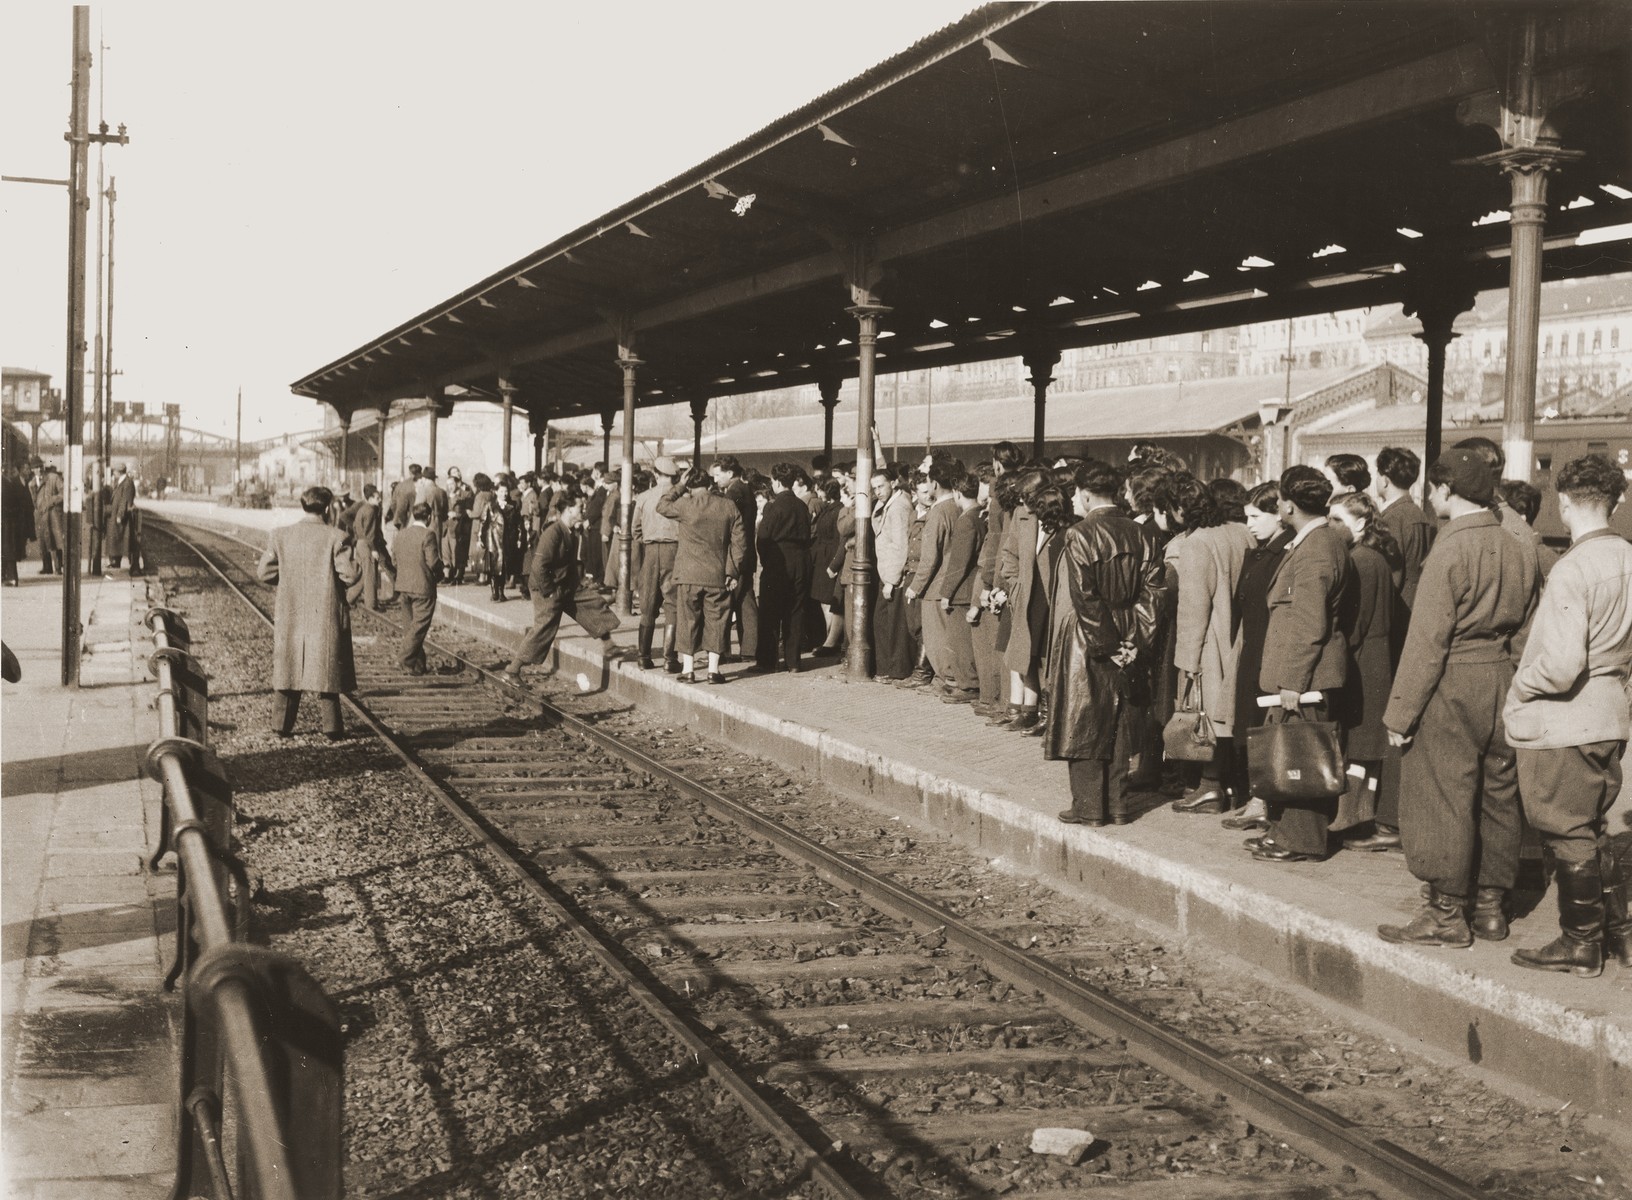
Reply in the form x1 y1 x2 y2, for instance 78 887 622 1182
1378 449 1540 949
1504 455 1632 977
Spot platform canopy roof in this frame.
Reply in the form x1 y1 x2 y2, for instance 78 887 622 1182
291 1 1632 425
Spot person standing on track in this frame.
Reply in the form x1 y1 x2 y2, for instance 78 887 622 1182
499 485 618 686
257 486 362 740
659 466 745 685
393 501 442 675
348 484 394 611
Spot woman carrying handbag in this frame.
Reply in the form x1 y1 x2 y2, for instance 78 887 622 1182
1247 466 1355 864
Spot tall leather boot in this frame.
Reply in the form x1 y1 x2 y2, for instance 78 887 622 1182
1511 858 1605 978
1378 887 1472 948
1468 887 1509 942
1601 839 1632 969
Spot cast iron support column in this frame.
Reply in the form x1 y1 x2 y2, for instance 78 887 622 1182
600 410 614 470
529 408 549 475
338 407 350 493
689 395 708 465
1022 340 1060 460
1458 12 1589 482
817 373 841 466
1486 147 1576 481
497 378 516 474
371 403 389 497
616 354 641 617
1403 272 1476 471
846 302 890 681
424 389 443 474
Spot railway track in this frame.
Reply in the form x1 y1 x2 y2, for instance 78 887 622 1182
151 515 1491 1200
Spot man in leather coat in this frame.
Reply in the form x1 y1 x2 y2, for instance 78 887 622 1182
1049 459 1166 826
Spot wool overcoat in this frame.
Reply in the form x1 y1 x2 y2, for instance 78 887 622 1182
257 514 361 693
1258 522 1354 696
1334 541 1399 760
1172 521 1255 734
996 501 1041 674
104 473 136 558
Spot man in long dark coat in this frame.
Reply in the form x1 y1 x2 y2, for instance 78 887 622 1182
32 466 63 575
104 464 137 572
1048 460 1166 826
2 466 35 585
257 486 361 739
755 462 813 673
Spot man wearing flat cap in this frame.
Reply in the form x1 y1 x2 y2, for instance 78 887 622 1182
1378 448 1540 949
632 455 683 670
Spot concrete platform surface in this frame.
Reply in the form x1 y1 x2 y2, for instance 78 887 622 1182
2 567 176 1200
150 499 1632 1121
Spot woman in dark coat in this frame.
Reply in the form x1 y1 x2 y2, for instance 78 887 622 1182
1225 481 1294 829
1329 491 1404 833
498 486 529 600
2 467 35 585
809 481 844 654
993 468 1048 730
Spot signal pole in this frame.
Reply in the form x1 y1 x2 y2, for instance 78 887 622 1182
235 387 243 488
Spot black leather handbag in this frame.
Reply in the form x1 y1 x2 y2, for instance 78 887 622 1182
1163 675 1216 762
1247 707 1345 803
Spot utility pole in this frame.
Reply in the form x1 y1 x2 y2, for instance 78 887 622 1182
104 176 117 464
61 8 91 687
234 386 243 488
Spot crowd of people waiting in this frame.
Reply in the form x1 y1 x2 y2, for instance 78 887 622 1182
319 436 1629 980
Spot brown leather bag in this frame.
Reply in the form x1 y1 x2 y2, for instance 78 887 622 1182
1247 708 1345 803
1162 674 1216 763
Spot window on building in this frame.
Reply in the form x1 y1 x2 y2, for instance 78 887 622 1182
1543 334 1552 356
1200 332 1211 351
1578 331 1586 356
1593 328 1602 353
1484 340 1493 360
1613 326 1621 350
1229 334 1239 352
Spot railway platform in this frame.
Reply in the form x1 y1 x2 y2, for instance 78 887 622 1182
1 570 176 1199
149 500 1632 1123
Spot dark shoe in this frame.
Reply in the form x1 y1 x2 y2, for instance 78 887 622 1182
676 671 697 684
1058 809 1106 827
707 672 727 685
1252 843 1322 863
1378 888 1473 948
894 669 934 690
1172 787 1226 815
1602 840 1632 969
1343 824 1402 853
665 658 682 675
941 690 978 705
1001 708 1040 731
985 707 1014 726
1243 835 1269 850
811 645 840 658
1221 797 1270 831
1469 887 1509 942
1021 720 1046 738
638 656 656 670
1512 859 1606 977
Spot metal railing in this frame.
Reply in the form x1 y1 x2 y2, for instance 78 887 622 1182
144 591 342 1200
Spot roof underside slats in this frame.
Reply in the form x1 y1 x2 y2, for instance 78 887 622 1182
292 1 1632 426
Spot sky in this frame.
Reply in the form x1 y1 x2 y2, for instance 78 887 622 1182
2 1 970 442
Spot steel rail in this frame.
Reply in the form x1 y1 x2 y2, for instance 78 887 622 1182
152 518 873 1200
156 516 1486 1200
